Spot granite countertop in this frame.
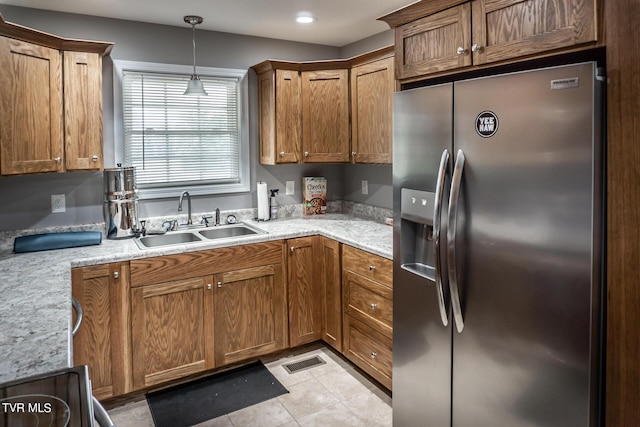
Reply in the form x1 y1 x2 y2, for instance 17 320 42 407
0 214 392 384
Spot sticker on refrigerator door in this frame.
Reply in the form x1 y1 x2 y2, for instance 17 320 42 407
551 77 579 90
475 111 498 138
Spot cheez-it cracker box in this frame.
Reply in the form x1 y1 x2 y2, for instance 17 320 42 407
303 177 327 215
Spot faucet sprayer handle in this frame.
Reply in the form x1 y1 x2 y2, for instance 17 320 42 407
201 215 213 226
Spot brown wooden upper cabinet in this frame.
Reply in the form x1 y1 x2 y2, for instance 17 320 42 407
257 68 302 164
252 46 395 165
350 56 394 164
0 37 64 175
379 0 598 81
0 14 112 175
301 69 350 163
63 51 104 171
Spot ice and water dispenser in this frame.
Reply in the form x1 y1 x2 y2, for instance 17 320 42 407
399 188 438 281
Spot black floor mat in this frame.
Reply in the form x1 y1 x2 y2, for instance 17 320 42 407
146 361 288 427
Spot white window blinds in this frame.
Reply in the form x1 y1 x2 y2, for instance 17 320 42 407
122 71 240 189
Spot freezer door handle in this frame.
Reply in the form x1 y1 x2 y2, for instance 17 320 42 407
447 149 465 333
433 149 450 327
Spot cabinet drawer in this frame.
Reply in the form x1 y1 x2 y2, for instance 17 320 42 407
345 271 392 334
344 315 392 389
343 245 392 288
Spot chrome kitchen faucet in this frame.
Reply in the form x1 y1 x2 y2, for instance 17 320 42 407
177 191 193 226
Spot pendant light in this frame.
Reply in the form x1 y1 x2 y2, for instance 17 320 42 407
183 15 208 96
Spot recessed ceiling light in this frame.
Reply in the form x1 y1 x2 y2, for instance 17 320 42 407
296 14 317 24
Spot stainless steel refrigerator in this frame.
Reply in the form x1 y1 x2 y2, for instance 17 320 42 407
392 62 604 427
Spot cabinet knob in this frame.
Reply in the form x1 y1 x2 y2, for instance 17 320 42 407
54 157 62 163
304 151 309 157
370 303 377 310
280 151 285 157
217 282 222 288
371 352 378 359
92 155 98 162
352 151 356 157
207 284 212 290
290 246 295 253
456 46 468 55
369 265 376 272
471 44 482 53
113 272 119 279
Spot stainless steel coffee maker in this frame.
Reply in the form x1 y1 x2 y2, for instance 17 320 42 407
104 164 140 239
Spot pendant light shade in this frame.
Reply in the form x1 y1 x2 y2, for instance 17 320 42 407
183 15 207 96
184 76 207 96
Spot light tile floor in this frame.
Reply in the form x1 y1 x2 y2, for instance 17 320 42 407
107 345 392 427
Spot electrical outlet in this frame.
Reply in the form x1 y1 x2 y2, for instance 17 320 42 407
51 194 66 213
361 180 368 195
286 180 295 195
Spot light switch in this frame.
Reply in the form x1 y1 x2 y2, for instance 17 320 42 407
286 180 295 195
361 180 368 195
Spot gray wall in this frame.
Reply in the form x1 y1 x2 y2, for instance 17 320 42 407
0 5 392 231
340 29 394 58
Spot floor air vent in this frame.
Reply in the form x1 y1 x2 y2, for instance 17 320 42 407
283 355 326 374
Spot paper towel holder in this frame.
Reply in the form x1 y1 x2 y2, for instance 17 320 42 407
256 181 270 221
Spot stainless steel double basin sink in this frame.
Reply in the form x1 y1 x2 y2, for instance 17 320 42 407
134 223 266 249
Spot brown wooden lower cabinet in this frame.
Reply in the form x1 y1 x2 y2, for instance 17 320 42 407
214 263 287 366
320 237 342 351
71 262 131 400
128 241 286 392
287 236 322 347
343 315 393 390
342 245 393 390
73 239 393 399
130 275 214 390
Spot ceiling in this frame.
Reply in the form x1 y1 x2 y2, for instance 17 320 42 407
0 0 415 47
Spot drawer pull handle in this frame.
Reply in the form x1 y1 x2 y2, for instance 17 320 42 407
369 265 376 271
371 352 378 359
217 282 222 288
370 303 377 310
207 284 212 290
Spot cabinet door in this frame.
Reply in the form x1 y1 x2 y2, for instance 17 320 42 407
258 69 301 164
472 0 597 65
301 69 350 163
320 238 342 351
351 57 394 164
0 36 63 175
275 69 301 163
131 276 214 390
72 262 131 400
64 51 103 171
214 264 287 366
395 3 472 80
288 237 322 347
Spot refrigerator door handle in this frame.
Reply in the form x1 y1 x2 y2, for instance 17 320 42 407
447 149 465 333
433 149 450 327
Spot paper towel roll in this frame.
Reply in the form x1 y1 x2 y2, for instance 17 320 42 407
257 182 269 220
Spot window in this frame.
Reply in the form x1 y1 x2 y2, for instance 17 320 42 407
113 60 249 199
